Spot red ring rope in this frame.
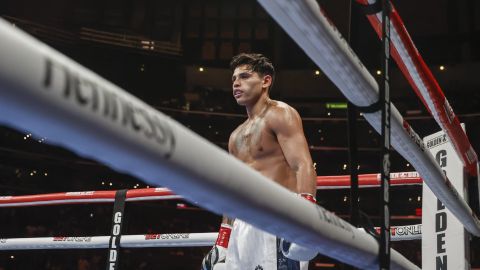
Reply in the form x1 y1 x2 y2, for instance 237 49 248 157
0 172 421 207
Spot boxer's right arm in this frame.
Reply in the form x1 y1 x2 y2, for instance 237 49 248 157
225 133 237 227
224 132 238 227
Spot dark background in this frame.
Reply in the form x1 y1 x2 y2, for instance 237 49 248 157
0 0 479 269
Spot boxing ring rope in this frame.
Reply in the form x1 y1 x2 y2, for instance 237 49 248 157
0 171 422 207
256 0 480 236
0 224 422 251
357 0 478 176
0 233 218 250
0 18 417 270
0 188 180 207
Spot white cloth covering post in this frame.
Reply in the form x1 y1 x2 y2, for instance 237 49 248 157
422 128 469 269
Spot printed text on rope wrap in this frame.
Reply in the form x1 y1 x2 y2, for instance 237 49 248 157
42 58 175 158
145 234 190 240
316 207 354 234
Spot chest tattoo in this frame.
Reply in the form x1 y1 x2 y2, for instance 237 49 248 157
235 119 264 153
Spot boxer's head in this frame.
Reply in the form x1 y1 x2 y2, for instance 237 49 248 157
230 53 275 106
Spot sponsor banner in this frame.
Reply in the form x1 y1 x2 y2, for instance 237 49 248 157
422 127 469 269
144 234 190 240
52 237 92 242
65 191 95 196
154 188 170 193
389 171 419 179
373 225 421 241
391 225 421 238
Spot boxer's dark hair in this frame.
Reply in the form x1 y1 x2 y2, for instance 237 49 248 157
230 53 275 88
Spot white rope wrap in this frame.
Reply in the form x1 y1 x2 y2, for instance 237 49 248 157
0 233 217 250
256 0 480 237
0 17 417 269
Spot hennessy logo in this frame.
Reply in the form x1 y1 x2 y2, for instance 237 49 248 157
42 58 176 159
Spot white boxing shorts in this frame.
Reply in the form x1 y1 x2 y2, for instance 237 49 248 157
225 220 309 270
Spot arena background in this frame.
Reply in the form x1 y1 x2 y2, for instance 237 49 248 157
0 0 479 269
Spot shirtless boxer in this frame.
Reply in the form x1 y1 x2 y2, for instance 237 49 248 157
202 53 317 270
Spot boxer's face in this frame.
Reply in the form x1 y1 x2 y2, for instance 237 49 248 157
232 65 271 106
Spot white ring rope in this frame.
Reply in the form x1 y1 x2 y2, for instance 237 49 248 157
0 233 217 250
0 18 416 269
256 0 480 237
0 171 422 207
0 225 421 251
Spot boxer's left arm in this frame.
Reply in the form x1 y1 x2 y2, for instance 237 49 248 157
269 105 317 195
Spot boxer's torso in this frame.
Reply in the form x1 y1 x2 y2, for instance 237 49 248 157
229 100 297 191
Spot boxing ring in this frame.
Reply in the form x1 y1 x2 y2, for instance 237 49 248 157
0 0 477 269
